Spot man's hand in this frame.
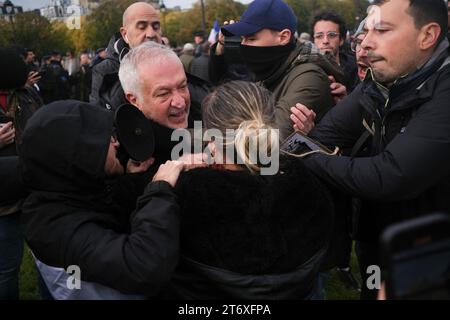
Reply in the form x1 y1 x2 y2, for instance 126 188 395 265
290 103 316 134
126 157 155 174
329 75 347 104
152 160 185 188
215 20 236 56
0 122 15 149
26 71 41 87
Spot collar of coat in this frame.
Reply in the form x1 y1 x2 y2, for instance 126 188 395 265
262 40 346 88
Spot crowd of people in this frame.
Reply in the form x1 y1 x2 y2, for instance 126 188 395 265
1 0 450 301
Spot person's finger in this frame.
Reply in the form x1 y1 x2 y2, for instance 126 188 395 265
0 122 13 134
328 75 336 83
295 121 305 132
0 129 15 140
290 114 303 127
5 137 15 144
229 19 235 24
294 103 314 118
223 20 229 25
291 107 308 123
292 104 314 121
171 160 185 172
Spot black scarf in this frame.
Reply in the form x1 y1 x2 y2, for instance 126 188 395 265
239 42 296 81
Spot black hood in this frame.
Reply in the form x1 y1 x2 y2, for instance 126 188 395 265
20 100 114 193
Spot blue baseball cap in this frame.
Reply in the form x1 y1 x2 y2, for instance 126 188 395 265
222 0 297 37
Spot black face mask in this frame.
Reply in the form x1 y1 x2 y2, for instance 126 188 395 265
239 42 296 81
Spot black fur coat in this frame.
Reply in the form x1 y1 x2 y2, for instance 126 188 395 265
175 157 334 275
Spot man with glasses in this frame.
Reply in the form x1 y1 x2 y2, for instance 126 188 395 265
351 19 370 81
311 10 362 295
312 10 359 92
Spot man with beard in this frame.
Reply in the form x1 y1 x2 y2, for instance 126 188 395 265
311 10 359 93
216 0 344 141
290 0 450 299
350 20 370 82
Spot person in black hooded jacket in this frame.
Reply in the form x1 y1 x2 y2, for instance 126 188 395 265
166 81 334 300
19 100 192 299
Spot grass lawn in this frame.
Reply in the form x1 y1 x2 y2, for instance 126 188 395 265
19 244 362 300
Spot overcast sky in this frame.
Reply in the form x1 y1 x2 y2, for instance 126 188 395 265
11 0 253 11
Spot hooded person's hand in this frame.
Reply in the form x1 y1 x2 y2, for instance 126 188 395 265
152 160 186 188
126 157 155 174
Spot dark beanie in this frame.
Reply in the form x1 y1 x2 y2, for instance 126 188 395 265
0 47 28 90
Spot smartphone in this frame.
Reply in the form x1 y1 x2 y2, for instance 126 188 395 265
280 131 335 156
380 213 450 300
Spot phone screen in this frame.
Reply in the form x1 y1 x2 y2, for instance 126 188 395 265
390 239 450 299
280 131 334 156
382 214 450 300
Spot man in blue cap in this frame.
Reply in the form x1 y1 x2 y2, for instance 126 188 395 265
214 0 344 140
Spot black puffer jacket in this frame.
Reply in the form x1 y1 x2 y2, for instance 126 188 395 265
168 157 334 299
89 33 125 111
305 39 450 241
20 100 181 296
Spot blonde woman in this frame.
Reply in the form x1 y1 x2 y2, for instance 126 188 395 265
168 81 334 299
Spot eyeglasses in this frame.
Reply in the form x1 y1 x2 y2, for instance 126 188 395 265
313 31 340 41
351 37 365 53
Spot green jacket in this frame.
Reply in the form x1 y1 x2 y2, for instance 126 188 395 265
262 41 345 140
